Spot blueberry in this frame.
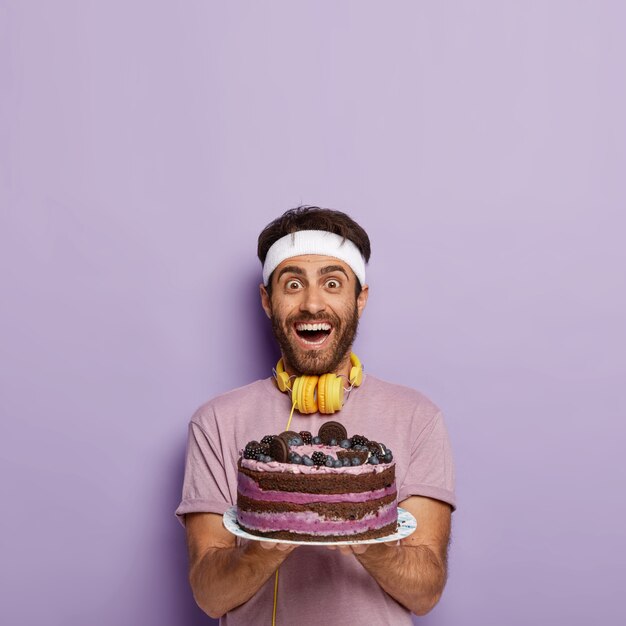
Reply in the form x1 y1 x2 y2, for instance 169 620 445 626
261 455 272 463
324 456 334 467
302 455 314 466
291 436 304 446
312 436 322 445
351 457 362 466
333 458 343 468
368 455 380 465
342 457 350 466
290 453 302 464
340 439 351 449
329 438 337 446
383 451 393 463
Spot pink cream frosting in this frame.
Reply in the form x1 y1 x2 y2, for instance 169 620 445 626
237 502 398 535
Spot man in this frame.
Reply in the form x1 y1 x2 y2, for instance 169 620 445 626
176 206 456 624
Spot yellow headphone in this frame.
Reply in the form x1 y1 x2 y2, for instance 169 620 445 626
274 352 363 414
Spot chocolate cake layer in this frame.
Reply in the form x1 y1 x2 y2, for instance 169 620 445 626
238 521 398 542
238 462 395 494
237 493 397 519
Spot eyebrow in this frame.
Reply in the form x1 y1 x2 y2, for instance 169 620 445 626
320 265 350 280
276 265 306 281
276 264 350 282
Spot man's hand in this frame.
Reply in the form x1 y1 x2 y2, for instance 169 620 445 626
186 513 296 619
258 540 297 552
326 539 398 555
327 496 451 616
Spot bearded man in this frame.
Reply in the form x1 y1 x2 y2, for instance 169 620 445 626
176 206 456 624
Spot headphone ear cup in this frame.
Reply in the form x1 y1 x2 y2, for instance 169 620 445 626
317 374 328 414
328 375 344 413
276 370 290 392
349 353 363 387
318 374 344 414
293 376 319 414
275 359 292 392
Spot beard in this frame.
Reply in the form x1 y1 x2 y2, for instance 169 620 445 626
270 305 360 376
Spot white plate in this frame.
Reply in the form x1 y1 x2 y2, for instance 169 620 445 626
223 506 417 546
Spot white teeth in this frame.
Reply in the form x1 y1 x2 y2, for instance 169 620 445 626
295 323 331 331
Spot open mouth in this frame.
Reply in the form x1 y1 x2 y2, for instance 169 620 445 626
294 322 333 346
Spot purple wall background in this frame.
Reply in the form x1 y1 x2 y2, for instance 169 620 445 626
1 2 624 625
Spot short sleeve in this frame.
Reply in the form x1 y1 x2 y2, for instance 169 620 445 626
175 419 233 526
398 411 456 510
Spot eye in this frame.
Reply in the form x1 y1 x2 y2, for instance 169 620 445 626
325 278 341 289
286 280 302 290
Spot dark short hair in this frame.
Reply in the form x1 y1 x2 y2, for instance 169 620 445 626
258 206 371 295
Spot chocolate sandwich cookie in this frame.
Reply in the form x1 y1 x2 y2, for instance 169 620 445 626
269 437 289 463
318 421 348 445
337 449 369 464
278 430 301 446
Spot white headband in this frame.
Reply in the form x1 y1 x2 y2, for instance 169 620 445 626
262 230 366 286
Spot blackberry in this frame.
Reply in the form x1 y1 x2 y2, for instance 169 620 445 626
368 442 383 454
299 431 313 445
261 435 276 445
311 451 327 466
350 435 369 448
243 441 264 460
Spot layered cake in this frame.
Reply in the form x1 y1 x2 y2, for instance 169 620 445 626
236 421 397 541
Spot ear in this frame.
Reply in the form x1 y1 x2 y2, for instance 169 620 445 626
260 283 272 319
356 284 369 318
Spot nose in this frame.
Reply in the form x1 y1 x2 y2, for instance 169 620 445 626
299 285 326 314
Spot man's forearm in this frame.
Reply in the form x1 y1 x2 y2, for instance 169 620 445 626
190 542 293 619
354 543 447 615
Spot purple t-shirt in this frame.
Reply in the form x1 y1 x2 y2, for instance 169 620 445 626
176 374 456 625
